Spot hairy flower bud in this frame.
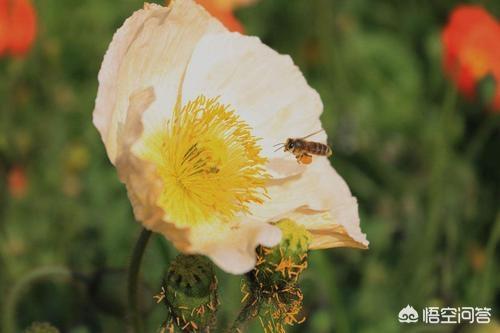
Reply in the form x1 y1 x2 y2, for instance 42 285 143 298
156 255 219 332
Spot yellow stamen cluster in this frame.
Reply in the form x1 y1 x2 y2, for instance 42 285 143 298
143 95 268 226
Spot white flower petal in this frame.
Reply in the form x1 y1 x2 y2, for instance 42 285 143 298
286 209 369 249
249 158 351 218
250 157 368 248
181 32 325 178
188 219 282 274
94 1 225 164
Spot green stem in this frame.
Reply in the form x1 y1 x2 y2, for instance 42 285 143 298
127 228 151 333
3 266 72 333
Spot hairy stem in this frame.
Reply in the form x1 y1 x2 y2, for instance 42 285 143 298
127 228 152 333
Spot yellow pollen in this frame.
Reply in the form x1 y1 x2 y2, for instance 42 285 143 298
143 95 268 226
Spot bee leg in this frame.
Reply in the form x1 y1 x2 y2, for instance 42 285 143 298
300 153 313 165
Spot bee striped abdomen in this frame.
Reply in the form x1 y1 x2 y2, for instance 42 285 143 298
306 142 331 156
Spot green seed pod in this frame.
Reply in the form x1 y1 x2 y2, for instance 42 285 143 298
159 255 218 332
24 322 60 333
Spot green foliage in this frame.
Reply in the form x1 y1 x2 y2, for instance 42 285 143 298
24 322 59 333
1 0 499 332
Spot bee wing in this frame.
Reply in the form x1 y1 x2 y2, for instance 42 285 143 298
300 129 325 140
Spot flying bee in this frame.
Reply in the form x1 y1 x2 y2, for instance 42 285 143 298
273 129 332 164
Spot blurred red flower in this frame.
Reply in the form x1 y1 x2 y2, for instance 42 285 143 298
0 0 37 57
195 0 258 33
7 166 28 198
442 5 500 111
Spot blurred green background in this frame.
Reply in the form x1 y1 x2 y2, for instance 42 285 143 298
1 0 499 332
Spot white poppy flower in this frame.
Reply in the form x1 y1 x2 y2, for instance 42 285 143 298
93 0 368 274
